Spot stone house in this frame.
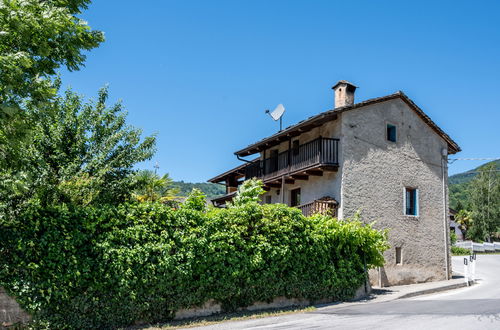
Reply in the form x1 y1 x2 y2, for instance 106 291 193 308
208 80 461 286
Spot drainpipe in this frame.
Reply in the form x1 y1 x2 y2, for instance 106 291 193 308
441 148 450 280
236 154 254 163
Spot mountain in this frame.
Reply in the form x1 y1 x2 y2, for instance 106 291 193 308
449 159 500 185
172 181 225 199
449 159 500 210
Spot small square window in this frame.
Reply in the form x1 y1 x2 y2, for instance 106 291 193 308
387 124 397 142
405 188 418 216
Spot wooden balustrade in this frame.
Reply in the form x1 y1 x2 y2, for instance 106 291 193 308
297 198 338 217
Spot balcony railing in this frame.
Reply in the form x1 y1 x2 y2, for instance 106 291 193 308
244 137 339 181
297 197 338 217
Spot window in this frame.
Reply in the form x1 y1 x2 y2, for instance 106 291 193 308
405 188 418 216
265 195 272 204
396 247 403 265
387 124 397 142
292 140 300 156
269 149 279 172
291 188 301 207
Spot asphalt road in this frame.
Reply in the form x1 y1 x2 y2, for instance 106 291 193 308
193 255 500 330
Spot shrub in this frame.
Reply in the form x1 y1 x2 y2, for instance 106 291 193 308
0 187 388 329
451 246 471 255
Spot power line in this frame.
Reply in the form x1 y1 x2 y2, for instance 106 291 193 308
449 157 499 164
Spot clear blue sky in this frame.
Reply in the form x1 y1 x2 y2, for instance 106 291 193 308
61 0 500 182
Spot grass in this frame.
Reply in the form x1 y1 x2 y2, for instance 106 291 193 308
129 306 316 329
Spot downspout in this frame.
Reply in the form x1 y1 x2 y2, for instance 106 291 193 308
441 148 450 280
236 154 254 163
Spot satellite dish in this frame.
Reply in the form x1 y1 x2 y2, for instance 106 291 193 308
265 104 285 131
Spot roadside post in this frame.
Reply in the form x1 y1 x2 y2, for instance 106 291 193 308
463 257 469 286
470 252 476 283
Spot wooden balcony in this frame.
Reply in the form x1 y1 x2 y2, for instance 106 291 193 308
244 137 339 186
297 197 338 217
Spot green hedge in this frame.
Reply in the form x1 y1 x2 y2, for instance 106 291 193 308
0 199 388 329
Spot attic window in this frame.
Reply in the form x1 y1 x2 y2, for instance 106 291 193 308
387 124 397 142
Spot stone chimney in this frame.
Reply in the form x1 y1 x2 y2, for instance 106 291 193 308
332 80 357 108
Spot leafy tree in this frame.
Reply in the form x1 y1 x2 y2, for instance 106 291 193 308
229 178 265 207
23 86 156 206
0 0 103 110
133 170 179 203
0 0 104 214
467 163 500 242
181 188 207 212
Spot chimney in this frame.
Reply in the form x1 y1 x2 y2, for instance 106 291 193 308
332 80 357 108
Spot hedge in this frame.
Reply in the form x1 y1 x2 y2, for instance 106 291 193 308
0 192 388 329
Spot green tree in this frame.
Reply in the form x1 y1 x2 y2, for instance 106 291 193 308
229 178 265 207
467 163 500 242
0 0 103 111
22 86 156 206
0 0 103 211
133 170 179 203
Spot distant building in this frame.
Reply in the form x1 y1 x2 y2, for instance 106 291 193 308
208 80 461 286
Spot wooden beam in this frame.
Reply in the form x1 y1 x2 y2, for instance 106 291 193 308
267 182 281 188
292 174 309 180
306 170 323 176
285 179 295 185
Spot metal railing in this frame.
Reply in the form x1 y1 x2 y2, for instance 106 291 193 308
455 240 500 252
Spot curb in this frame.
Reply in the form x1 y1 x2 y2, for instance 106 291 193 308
397 281 474 299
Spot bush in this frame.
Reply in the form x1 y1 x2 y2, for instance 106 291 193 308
0 188 388 329
450 231 457 245
451 246 471 255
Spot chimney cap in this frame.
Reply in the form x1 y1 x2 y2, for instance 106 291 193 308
332 80 358 90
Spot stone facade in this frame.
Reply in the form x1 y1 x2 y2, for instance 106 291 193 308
339 98 451 285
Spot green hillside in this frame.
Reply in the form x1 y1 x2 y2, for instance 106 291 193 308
172 181 225 199
449 159 500 210
449 159 500 185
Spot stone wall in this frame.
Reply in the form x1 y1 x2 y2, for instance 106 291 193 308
173 281 370 320
0 287 30 327
339 98 451 286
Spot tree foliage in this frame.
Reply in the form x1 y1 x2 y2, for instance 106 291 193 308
133 170 179 203
0 0 104 108
20 86 156 207
0 181 389 329
467 163 500 242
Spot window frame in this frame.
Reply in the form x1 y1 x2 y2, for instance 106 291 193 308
386 122 397 143
404 187 419 216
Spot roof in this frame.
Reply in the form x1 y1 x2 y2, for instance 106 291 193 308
207 158 258 183
234 91 461 156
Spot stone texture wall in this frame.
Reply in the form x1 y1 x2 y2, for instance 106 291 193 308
0 287 30 326
339 98 451 286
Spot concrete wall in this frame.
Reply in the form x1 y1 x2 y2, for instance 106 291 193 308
339 98 451 286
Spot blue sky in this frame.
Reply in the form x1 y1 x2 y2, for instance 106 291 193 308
61 0 500 182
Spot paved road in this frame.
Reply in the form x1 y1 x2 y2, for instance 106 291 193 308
192 255 500 330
